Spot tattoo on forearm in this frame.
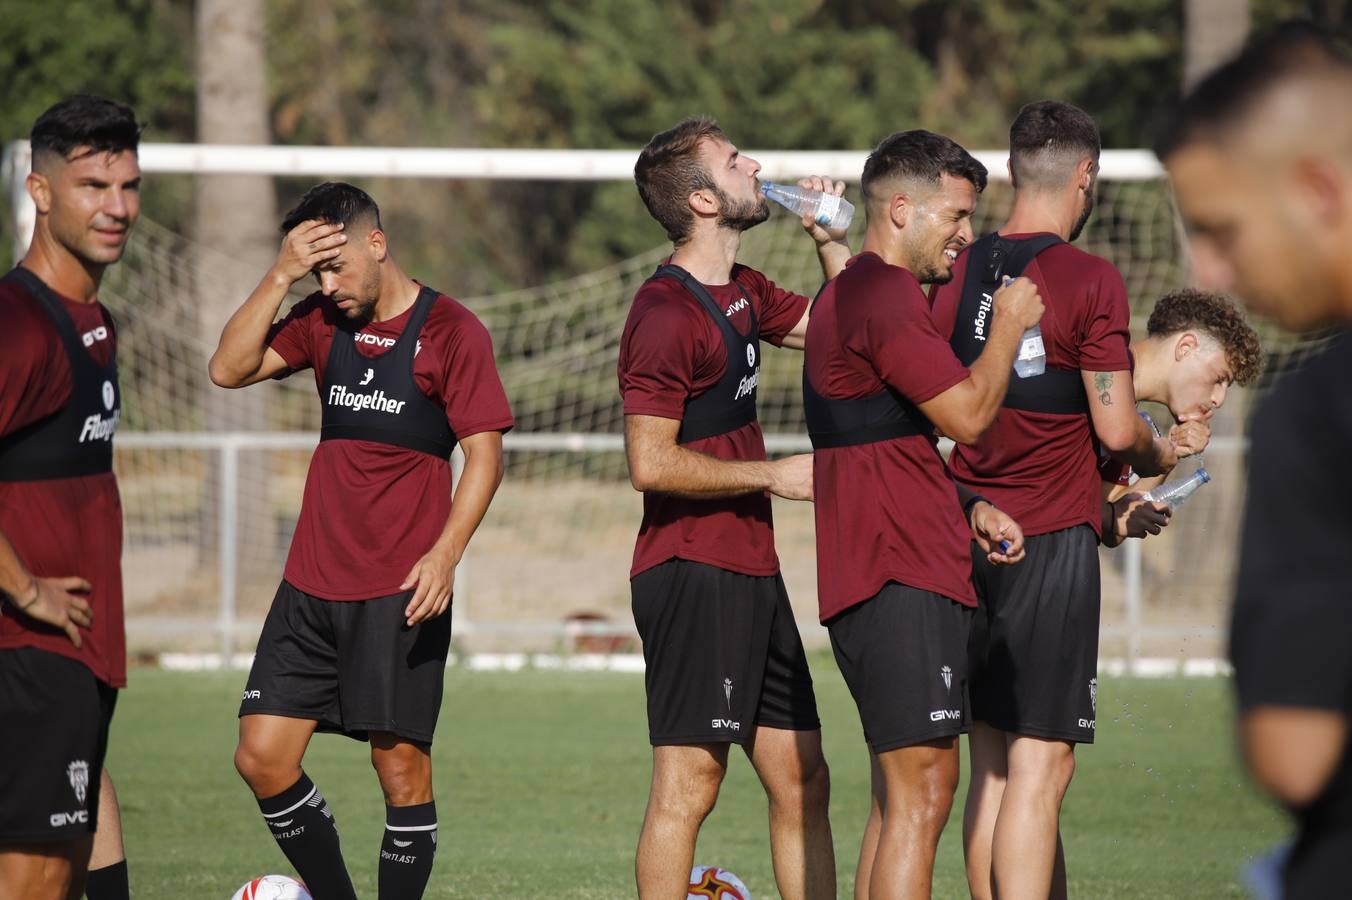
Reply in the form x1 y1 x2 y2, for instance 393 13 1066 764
1094 372 1113 406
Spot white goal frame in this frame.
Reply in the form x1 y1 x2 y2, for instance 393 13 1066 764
2 141 1195 668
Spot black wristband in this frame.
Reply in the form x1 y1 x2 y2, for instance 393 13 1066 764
962 493 992 520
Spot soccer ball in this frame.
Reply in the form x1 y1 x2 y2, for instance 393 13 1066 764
687 864 751 899
230 875 312 900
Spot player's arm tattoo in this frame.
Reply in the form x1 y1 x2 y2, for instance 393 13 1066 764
1093 372 1113 406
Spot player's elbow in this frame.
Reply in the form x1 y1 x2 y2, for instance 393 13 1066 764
207 355 245 389
933 414 986 446
1095 421 1140 455
628 460 656 493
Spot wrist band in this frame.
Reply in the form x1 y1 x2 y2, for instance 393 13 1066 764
963 494 992 519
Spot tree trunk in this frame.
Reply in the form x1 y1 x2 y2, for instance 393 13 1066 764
195 0 279 605
1183 0 1251 91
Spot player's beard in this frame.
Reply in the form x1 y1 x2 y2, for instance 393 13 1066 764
341 265 382 320
903 226 954 286
715 188 770 232
1069 175 1097 242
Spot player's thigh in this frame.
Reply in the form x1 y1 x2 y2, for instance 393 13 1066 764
751 574 821 734
334 591 453 745
970 526 1100 743
368 733 432 790
236 713 319 772
649 743 731 812
743 725 828 800
0 836 92 900
0 648 105 843
239 581 343 729
874 737 960 812
828 583 972 754
631 560 776 747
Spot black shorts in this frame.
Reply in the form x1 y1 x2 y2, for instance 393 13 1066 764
631 559 820 746
969 524 1100 743
240 580 453 744
828 583 972 753
0 647 117 842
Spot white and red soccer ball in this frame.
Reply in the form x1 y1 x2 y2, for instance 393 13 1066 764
230 875 311 900
688 864 751 899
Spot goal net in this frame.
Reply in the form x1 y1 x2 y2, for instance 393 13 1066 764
3 145 1258 662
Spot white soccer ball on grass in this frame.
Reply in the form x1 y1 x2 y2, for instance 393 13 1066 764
230 874 312 900
688 864 751 899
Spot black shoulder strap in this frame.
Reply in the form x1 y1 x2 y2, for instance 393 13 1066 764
653 264 725 323
950 233 1063 366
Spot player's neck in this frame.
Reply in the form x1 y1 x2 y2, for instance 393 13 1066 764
1130 336 1169 406
669 227 741 286
20 230 104 304
1001 193 1075 242
369 263 420 323
862 224 912 273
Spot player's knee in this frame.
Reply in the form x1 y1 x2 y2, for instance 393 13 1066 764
371 749 431 805
233 740 287 793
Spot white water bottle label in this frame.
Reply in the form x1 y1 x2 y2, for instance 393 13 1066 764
1018 333 1045 360
815 193 841 225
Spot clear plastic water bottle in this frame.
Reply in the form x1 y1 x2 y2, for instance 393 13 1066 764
1143 466 1211 510
1002 276 1046 378
760 182 854 230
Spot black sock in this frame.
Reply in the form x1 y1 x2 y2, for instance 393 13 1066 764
84 859 129 900
379 801 438 900
257 772 357 900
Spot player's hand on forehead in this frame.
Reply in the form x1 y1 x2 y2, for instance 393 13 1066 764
274 219 347 285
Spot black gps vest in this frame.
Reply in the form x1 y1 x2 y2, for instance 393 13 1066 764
949 233 1089 416
319 286 457 459
801 286 930 450
649 264 761 445
0 268 120 482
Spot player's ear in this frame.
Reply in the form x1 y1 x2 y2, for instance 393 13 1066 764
26 171 52 215
890 192 910 229
688 187 718 218
1291 157 1345 228
1077 157 1095 193
367 227 388 263
1174 331 1199 361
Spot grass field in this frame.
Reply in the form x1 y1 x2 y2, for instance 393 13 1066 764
108 663 1286 898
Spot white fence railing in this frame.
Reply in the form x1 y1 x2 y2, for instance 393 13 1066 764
115 431 1246 666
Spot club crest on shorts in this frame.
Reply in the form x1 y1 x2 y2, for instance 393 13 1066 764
101 380 115 411
941 665 953 691
1089 678 1097 714
723 677 733 709
67 760 90 804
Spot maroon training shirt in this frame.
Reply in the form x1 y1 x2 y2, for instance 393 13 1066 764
806 252 977 621
617 266 808 579
267 290 513 600
929 234 1133 538
0 277 126 687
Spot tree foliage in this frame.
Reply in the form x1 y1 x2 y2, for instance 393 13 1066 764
0 0 1346 288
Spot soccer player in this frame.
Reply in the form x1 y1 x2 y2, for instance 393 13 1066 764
1157 22 1352 899
0 96 138 900
805 129 1042 900
208 182 512 900
927 100 1205 900
1098 289 1263 544
621 117 849 900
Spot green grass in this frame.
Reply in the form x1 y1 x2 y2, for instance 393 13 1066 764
108 666 1286 898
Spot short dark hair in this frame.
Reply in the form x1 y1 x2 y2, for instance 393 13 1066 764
1009 100 1100 190
861 130 988 210
1155 21 1352 160
634 117 727 245
1147 288 1264 386
31 95 141 164
281 182 382 234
